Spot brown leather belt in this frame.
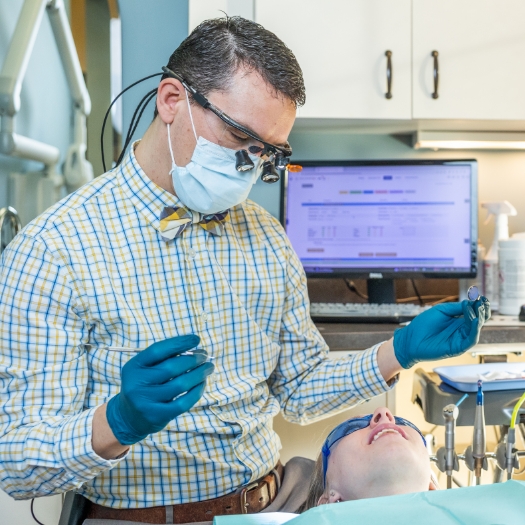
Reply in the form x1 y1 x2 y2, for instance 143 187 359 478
86 461 283 524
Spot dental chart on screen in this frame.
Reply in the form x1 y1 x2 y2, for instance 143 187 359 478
284 163 474 274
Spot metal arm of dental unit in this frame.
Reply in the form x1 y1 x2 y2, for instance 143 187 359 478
0 0 92 191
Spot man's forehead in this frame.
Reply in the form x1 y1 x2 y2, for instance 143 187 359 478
205 69 296 145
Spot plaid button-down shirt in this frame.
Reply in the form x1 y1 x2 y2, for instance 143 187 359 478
0 145 392 507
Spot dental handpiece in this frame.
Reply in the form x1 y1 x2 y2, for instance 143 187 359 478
506 427 516 480
473 380 486 484
443 403 459 489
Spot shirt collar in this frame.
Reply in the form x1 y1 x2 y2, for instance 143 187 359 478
116 141 184 232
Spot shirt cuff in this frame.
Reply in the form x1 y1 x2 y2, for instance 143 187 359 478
54 405 129 485
348 342 397 400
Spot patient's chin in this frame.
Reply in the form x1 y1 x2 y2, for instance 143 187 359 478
350 457 430 500
372 438 429 476
348 472 431 501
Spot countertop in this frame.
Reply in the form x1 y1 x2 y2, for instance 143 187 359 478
316 323 525 351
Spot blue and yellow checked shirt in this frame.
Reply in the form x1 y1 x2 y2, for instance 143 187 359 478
0 145 392 507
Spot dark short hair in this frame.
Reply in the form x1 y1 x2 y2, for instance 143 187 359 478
154 16 305 117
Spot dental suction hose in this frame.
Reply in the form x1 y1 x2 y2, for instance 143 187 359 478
507 391 525 480
443 403 459 489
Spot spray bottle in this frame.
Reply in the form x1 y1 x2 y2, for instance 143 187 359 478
481 201 517 311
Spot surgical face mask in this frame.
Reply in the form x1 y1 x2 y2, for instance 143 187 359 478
167 95 261 215
321 414 426 486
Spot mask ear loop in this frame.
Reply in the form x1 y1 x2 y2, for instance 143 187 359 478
185 92 198 142
166 123 176 172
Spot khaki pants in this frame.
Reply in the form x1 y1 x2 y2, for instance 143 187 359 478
83 457 315 525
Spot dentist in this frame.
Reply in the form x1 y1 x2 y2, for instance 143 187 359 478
0 16 489 524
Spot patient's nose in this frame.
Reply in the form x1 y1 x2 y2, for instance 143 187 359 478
370 407 395 427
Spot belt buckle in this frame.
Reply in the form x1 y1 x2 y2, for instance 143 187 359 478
239 482 259 514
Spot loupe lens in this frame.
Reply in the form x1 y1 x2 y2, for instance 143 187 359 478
260 160 280 183
274 152 288 170
235 150 255 172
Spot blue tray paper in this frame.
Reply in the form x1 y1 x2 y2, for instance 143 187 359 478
214 482 525 525
434 362 525 392
286 481 525 525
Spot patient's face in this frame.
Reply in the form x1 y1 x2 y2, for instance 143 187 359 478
320 407 434 503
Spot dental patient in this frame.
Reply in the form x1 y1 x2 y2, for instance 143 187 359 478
303 407 437 509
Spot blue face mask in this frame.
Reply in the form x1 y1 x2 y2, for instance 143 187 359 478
321 414 426 486
167 94 261 215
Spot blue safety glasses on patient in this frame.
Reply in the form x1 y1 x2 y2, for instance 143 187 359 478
321 415 426 486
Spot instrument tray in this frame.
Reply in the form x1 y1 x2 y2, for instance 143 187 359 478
434 363 525 392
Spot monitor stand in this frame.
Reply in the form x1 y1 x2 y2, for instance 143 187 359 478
367 278 395 304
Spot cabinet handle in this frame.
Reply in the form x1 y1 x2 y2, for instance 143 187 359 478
431 50 439 99
385 50 393 99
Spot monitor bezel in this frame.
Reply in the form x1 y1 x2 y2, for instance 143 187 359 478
280 158 478 279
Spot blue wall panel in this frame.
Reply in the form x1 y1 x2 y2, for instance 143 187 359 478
119 0 189 143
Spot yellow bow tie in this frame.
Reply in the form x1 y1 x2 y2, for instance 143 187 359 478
159 206 229 241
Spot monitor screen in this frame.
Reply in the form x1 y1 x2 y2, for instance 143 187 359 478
282 160 478 278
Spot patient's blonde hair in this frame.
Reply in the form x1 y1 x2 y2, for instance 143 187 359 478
301 452 325 511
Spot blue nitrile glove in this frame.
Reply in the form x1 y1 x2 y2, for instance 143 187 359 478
106 334 214 445
393 297 491 369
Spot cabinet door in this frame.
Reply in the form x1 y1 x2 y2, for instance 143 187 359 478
255 0 411 119
413 0 525 120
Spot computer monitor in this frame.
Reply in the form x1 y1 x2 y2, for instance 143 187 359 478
281 159 478 303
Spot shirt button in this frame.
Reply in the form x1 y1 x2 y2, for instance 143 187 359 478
209 373 217 383
238 443 244 452
202 311 208 321
188 248 196 259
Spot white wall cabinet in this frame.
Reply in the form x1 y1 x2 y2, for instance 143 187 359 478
255 0 412 120
413 0 525 120
255 0 525 124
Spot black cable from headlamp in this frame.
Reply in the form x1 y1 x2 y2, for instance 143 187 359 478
115 87 158 166
123 88 157 152
101 72 162 172
30 498 46 525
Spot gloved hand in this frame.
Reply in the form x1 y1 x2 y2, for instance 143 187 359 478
106 334 214 445
393 297 491 369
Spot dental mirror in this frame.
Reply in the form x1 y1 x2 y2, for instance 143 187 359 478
467 285 480 302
